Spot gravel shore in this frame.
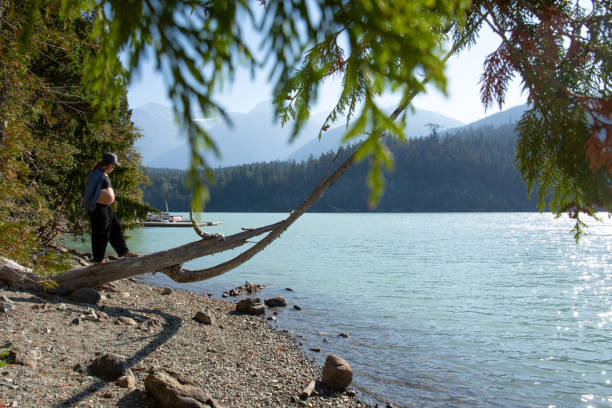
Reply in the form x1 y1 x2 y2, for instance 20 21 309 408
0 277 369 408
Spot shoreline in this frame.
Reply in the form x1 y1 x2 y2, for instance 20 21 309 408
0 275 372 407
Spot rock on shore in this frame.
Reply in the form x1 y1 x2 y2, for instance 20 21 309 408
322 354 353 390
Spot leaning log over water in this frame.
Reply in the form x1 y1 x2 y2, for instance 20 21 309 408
0 92 418 295
0 145 357 295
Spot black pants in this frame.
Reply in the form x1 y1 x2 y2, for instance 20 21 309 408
89 203 129 262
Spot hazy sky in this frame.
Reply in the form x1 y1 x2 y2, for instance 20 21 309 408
127 25 526 124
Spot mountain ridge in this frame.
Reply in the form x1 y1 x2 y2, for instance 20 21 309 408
131 102 528 169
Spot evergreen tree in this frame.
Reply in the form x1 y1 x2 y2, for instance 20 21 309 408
0 0 150 273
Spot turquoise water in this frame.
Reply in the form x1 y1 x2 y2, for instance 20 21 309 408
64 213 612 407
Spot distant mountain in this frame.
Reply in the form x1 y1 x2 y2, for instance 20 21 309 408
288 108 464 161
132 103 186 166
132 102 529 169
445 104 529 134
133 101 331 169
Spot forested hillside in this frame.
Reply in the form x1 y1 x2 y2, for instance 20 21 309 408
143 123 534 212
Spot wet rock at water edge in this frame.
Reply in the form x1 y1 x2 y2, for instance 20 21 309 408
293 305 302 311
264 296 288 307
145 367 221 408
194 310 215 325
227 281 266 297
161 287 173 295
68 288 101 304
235 297 265 315
321 353 353 390
89 353 133 381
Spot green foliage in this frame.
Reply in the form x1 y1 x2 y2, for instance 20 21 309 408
0 349 12 368
10 0 611 241
0 0 152 272
470 0 611 239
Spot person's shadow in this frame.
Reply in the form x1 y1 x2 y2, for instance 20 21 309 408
37 300 183 408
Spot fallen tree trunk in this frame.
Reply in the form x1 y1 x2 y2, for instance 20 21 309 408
0 147 356 295
0 37 466 294
0 221 281 295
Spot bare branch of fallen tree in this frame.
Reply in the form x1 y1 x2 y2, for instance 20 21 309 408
0 38 468 294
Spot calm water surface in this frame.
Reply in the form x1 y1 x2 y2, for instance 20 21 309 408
64 213 612 407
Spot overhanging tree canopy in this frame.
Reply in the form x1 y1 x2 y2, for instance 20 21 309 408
1 0 610 291
53 0 610 225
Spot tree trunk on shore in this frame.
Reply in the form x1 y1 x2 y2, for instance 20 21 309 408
0 59 441 294
0 147 358 295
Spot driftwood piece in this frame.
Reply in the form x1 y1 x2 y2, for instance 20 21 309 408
300 380 317 400
190 210 225 240
0 257 43 288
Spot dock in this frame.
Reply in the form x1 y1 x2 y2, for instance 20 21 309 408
141 221 222 227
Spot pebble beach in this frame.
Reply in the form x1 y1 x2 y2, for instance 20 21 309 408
0 275 370 408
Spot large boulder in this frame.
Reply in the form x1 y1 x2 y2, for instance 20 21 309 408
68 288 101 304
235 297 265 315
145 367 220 408
89 353 133 381
321 354 353 390
264 296 288 307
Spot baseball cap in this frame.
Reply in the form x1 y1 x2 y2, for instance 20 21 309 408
101 152 120 166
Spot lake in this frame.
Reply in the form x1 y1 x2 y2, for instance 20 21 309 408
64 212 612 407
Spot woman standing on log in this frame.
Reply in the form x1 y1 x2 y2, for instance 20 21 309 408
83 153 139 265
